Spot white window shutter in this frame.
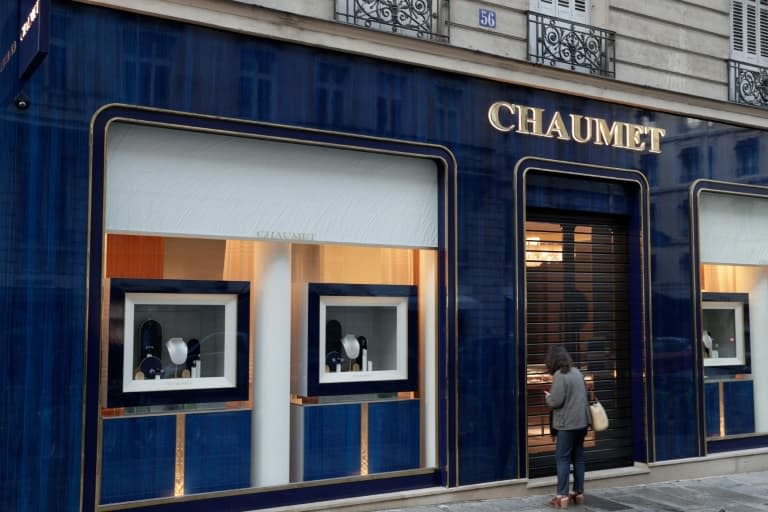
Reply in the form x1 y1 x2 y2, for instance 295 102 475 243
572 0 588 23
549 0 589 23
732 0 767 64
760 0 768 61
747 2 758 59
732 0 745 60
531 0 556 16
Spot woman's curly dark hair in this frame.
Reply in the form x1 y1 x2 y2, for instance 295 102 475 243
545 344 572 375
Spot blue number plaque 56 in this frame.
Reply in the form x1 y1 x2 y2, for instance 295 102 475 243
479 8 497 29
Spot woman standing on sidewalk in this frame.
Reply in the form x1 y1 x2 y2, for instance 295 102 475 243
544 344 589 509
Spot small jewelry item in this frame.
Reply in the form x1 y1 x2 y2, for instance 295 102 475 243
166 337 188 365
341 334 360 359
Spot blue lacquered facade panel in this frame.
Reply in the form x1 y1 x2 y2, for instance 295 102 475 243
101 416 176 503
705 382 720 438
368 400 420 473
185 411 251 494
1 0 768 510
1 1 89 510
723 381 755 436
303 404 361 481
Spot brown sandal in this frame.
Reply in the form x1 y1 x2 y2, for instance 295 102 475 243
548 495 570 508
569 492 584 504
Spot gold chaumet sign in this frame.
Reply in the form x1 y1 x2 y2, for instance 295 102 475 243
488 101 666 154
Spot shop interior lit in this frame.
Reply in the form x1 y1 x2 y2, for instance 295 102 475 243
97 234 439 503
700 264 767 440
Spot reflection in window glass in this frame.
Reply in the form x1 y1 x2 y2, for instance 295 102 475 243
100 234 438 501
735 138 759 176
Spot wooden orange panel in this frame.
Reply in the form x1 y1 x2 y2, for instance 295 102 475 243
106 234 164 278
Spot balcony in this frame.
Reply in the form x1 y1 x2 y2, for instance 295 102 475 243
335 0 447 42
527 11 615 78
729 60 768 109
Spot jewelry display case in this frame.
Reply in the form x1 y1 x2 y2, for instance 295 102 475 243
702 292 750 371
303 283 418 396
107 278 250 407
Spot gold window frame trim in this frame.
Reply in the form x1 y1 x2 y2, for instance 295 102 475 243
512 157 654 474
690 179 768 454
86 103 457 510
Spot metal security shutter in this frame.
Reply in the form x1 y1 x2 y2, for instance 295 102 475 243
525 210 634 478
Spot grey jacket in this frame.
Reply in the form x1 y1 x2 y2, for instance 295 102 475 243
545 366 589 431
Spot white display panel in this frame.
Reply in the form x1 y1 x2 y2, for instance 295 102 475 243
702 299 746 367
699 192 768 265
105 122 438 248
123 292 238 392
319 295 409 384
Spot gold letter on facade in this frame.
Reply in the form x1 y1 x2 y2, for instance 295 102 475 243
594 118 625 148
488 101 516 132
516 105 545 136
570 114 593 144
545 111 571 141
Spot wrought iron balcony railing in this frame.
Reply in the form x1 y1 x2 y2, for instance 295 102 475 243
729 60 768 109
527 12 615 78
335 0 447 42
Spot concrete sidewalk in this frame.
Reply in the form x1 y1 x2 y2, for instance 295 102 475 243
375 470 768 512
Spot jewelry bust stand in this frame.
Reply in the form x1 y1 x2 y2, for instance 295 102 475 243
136 319 163 380
166 337 188 364
166 337 188 378
341 334 360 371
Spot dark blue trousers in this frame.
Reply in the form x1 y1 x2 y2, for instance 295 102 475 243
555 428 587 496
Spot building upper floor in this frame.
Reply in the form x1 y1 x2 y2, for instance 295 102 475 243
67 0 768 127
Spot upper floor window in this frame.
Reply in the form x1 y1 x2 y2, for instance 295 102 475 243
315 61 349 127
239 48 274 119
679 147 700 183
527 0 614 77
530 0 589 23
376 72 408 135
335 0 446 41
433 84 462 142
122 30 176 105
735 137 760 176
731 0 768 65
728 2 768 109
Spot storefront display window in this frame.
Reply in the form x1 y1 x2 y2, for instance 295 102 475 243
701 292 749 368
304 283 418 396
95 119 443 505
698 191 768 442
106 277 250 407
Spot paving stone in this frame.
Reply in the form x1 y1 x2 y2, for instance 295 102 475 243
604 494 684 511
577 495 632 510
